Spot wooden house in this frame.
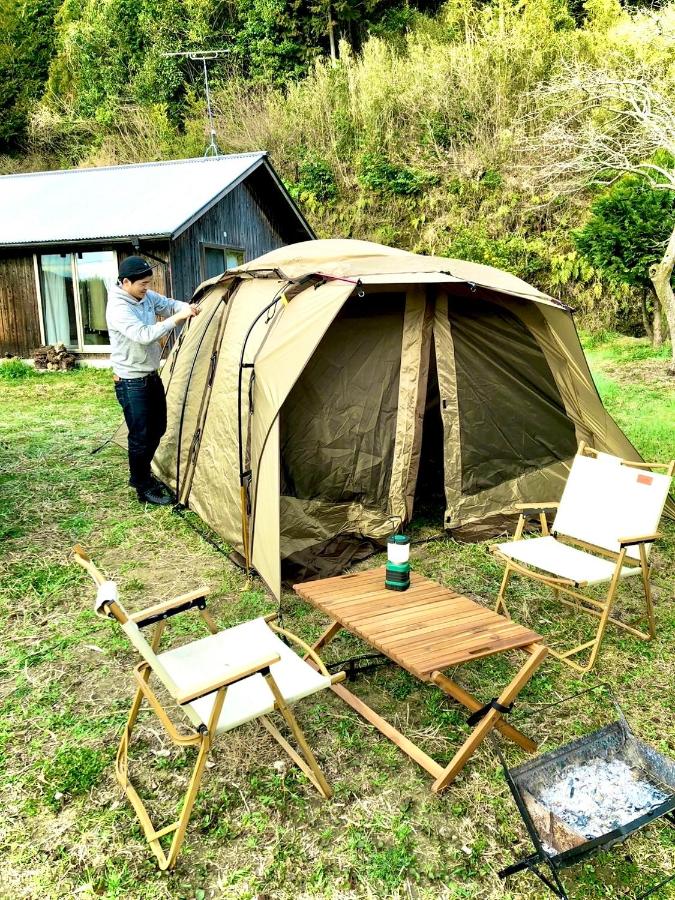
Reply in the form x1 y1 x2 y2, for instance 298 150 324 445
0 154 314 357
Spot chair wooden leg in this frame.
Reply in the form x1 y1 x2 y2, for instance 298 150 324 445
551 554 626 674
265 673 332 799
114 677 216 871
164 737 212 870
585 600 616 673
639 544 656 639
431 644 548 793
584 551 629 672
495 565 513 617
499 544 651 674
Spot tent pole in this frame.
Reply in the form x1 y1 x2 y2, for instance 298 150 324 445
173 295 228 503
236 275 319 590
236 284 290 577
240 484 252 576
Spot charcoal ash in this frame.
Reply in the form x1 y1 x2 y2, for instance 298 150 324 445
538 758 668 840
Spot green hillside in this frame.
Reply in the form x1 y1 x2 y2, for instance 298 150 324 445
1 0 674 343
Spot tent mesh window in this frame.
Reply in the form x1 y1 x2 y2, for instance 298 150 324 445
448 295 578 496
280 293 405 506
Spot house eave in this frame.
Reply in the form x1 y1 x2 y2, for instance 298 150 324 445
260 158 316 240
169 155 269 240
0 235 171 252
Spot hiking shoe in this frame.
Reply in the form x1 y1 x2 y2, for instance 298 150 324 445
130 476 174 500
150 476 174 499
137 486 173 506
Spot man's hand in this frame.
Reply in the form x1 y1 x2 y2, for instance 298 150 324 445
174 304 199 323
190 303 201 317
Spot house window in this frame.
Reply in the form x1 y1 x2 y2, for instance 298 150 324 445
201 244 244 281
38 254 77 348
38 250 117 350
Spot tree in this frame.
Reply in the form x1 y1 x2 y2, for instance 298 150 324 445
574 178 675 345
521 64 675 373
0 0 60 150
45 0 215 123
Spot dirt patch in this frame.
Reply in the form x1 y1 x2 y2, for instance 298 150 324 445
600 356 675 388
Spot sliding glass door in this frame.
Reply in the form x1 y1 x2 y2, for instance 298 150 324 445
38 250 117 350
77 251 117 346
39 254 78 347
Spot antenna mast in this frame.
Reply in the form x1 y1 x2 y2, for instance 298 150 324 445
163 50 229 157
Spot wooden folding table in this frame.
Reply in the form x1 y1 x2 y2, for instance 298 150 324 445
294 566 547 792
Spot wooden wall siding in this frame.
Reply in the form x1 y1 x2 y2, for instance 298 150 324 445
245 166 312 245
170 180 289 302
0 254 41 356
0 243 171 358
119 242 171 297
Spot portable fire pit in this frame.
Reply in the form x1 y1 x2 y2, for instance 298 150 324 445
497 702 675 899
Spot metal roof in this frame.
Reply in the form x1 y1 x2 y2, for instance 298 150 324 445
0 153 291 247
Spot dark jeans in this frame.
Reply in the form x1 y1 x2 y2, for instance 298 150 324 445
114 372 167 491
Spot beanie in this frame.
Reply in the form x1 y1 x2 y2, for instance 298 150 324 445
118 256 154 281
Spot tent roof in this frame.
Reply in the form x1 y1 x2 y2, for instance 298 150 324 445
0 153 313 248
240 239 565 308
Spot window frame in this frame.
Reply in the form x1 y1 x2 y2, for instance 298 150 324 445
199 241 245 282
34 247 119 352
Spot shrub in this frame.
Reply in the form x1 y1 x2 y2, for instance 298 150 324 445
358 153 437 196
573 177 675 292
289 155 337 202
579 328 618 350
480 169 503 190
0 358 36 380
444 228 547 281
423 109 476 150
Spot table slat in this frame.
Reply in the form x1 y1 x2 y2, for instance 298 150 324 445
294 568 540 671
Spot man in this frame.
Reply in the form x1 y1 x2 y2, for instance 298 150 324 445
107 256 200 505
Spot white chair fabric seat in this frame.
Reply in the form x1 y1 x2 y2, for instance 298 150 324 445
494 536 642 586
550 454 671 561
159 617 331 733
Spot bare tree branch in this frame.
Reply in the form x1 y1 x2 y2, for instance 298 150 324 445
520 62 675 372
519 63 675 194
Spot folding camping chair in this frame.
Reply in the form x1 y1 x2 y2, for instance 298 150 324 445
492 444 674 674
73 546 344 870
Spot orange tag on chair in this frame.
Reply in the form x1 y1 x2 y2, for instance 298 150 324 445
637 474 653 485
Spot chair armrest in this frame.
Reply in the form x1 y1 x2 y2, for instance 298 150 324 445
619 533 662 547
514 502 559 514
72 544 107 586
131 588 210 627
176 650 281 705
266 619 331 677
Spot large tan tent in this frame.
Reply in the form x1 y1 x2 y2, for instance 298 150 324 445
152 238 648 600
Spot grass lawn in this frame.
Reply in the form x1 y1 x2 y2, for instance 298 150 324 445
0 335 673 900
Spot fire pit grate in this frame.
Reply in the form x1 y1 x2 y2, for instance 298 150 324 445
497 703 675 899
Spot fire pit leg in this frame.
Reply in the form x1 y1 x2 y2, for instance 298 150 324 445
498 853 569 899
635 815 675 900
636 872 675 900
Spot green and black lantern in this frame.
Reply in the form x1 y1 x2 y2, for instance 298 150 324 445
385 534 411 591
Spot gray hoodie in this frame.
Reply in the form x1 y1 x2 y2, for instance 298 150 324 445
106 285 189 378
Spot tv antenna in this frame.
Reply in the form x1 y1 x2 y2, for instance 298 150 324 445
163 50 230 156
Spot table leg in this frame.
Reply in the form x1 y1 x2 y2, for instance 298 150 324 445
309 620 343 656
330 682 445 780
431 643 548 793
309 618 447 779
431 670 537 753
